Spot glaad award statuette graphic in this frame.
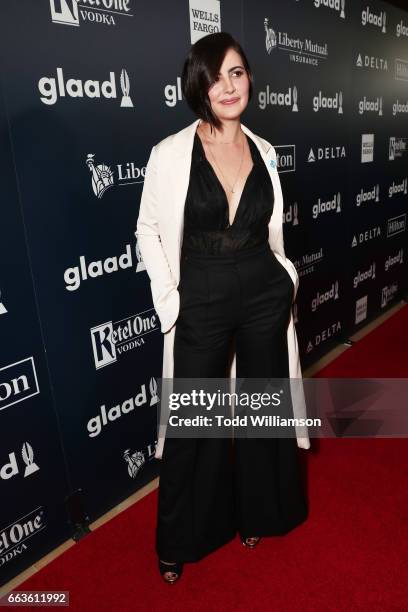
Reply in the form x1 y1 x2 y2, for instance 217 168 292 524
22 442 40 477
0 289 7 315
120 69 133 108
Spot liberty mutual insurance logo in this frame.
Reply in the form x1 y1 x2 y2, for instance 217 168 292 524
49 0 133 28
85 154 145 198
263 16 328 66
38 68 133 107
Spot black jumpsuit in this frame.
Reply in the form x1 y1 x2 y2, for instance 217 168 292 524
156 131 308 563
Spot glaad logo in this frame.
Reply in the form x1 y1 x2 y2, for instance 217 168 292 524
353 263 376 288
351 226 381 247
311 282 339 312
356 184 380 207
389 137 407 160
396 20 408 38
361 7 387 33
1 443 40 481
86 153 146 198
381 283 398 308
312 193 341 219
356 54 388 71
361 134 374 163
313 91 343 113
49 0 133 27
392 99 408 116
283 202 299 226
64 240 147 291
313 0 345 19
87 378 159 438
90 310 159 370
358 96 383 116
164 77 184 107
259 85 299 111
385 249 404 271
308 145 346 162
123 442 156 478
0 507 46 567
0 357 40 413
388 178 407 199
0 289 7 315
38 67 133 107
263 17 328 65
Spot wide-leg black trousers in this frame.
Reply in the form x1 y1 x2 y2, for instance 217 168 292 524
156 242 308 563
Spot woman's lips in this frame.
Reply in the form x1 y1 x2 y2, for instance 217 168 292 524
220 98 239 105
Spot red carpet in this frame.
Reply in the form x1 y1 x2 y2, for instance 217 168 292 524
12 305 408 611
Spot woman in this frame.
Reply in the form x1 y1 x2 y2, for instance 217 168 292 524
136 32 310 583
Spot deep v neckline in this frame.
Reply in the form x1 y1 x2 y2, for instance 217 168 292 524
195 131 255 228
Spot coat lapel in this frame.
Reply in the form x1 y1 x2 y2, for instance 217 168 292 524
167 118 284 285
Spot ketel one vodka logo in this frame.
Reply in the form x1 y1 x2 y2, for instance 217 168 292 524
0 507 45 566
38 67 133 107
90 310 159 370
49 0 133 27
85 154 146 198
389 137 407 160
1 442 40 481
0 288 7 315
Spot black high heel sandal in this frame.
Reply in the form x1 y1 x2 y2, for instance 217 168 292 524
240 536 261 549
158 559 184 583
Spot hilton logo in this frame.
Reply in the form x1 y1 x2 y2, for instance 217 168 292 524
0 357 40 413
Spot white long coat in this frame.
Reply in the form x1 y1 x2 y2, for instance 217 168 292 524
136 118 310 459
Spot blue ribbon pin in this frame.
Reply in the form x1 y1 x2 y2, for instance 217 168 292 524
270 159 276 169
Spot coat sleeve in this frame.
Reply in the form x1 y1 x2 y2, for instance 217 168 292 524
135 145 180 334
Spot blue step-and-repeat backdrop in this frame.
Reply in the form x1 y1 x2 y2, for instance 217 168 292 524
1 0 407 586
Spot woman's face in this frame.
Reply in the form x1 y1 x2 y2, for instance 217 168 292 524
207 47 250 123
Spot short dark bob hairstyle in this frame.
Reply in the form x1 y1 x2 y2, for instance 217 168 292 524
181 32 253 132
